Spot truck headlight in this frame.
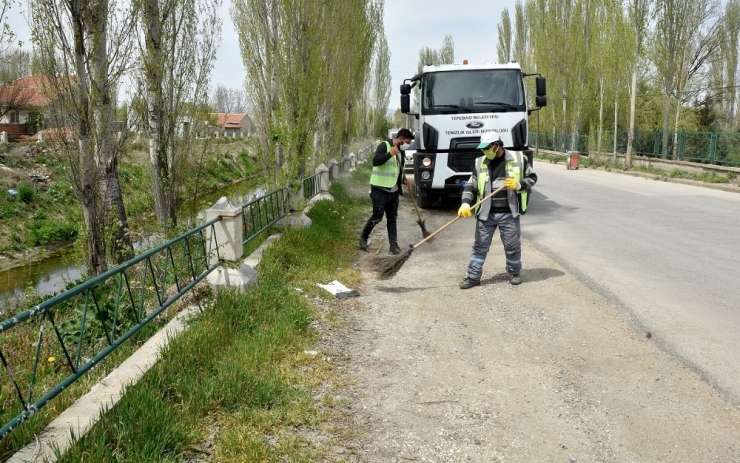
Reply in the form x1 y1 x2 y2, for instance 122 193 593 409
422 157 432 167
421 171 431 180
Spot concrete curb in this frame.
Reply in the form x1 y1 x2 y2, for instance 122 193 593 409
8 306 201 463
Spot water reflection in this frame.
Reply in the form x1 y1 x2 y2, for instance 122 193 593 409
0 251 85 310
0 179 266 311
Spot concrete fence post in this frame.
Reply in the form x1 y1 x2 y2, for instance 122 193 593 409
349 152 356 171
205 197 243 265
37 131 45 144
328 158 339 180
316 164 330 193
289 181 304 211
0 132 7 144
341 155 351 175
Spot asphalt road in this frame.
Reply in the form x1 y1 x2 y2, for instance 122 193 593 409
524 161 740 400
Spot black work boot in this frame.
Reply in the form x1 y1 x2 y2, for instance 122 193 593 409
459 277 481 289
510 274 522 285
359 235 369 251
389 244 402 255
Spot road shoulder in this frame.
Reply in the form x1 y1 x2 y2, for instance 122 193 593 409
321 192 740 462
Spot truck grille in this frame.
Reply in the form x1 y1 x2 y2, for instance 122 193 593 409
448 152 479 173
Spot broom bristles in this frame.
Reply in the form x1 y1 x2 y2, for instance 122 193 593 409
369 253 409 279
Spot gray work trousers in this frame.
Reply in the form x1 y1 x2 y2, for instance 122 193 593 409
466 211 522 281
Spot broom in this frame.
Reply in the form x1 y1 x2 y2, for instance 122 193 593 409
370 185 505 280
405 179 431 238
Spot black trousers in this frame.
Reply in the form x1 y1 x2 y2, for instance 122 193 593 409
361 187 399 246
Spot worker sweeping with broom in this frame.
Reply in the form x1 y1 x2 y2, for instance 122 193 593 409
367 131 535 281
457 131 537 289
359 128 415 255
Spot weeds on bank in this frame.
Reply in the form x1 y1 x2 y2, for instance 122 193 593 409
0 314 170 460
633 166 736 184
58 178 369 462
535 152 737 185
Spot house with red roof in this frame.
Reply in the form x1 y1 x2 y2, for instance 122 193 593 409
0 75 52 141
210 113 254 137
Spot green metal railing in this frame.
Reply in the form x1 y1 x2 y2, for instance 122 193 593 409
531 130 740 167
0 147 370 443
303 173 321 200
0 218 222 439
242 188 290 247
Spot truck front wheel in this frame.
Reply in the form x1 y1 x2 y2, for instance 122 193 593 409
417 189 433 209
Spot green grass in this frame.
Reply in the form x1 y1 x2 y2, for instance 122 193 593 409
0 315 173 461
57 175 370 462
632 165 736 184
535 152 738 185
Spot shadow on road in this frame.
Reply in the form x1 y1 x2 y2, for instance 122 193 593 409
478 268 564 285
521 267 566 282
375 285 453 293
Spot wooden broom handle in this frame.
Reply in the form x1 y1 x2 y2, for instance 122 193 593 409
410 185 506 250
405 180 423 218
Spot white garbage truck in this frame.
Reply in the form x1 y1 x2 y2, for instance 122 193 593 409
400 61 547 208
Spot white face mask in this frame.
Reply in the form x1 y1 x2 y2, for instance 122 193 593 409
400 143 411 150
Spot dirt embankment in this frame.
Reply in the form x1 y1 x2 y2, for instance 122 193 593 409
317 182 740 462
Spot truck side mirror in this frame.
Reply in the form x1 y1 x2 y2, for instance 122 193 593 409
400 83 411 95
536 95 547 108
401 94 410 113
536 77 546 97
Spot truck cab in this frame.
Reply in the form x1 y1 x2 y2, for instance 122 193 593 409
400 61 546 208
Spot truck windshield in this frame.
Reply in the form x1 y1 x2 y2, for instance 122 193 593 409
422 69 525 115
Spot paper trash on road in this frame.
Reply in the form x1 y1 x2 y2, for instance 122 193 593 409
317 280 360 299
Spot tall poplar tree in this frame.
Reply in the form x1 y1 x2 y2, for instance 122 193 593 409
497 9 512 63
233 0 381 187
370 31 392 137
135 0 222 229
32 0 136 273
626 0 652 167
721 0 740 128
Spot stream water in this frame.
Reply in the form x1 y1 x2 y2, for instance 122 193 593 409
0 179 266 311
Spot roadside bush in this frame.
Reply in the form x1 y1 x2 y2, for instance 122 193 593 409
46 179 76 204
0 196 20 219
129 139 147 152
697 172 730 184
669 169 689 178
25 214 77 246
17 182 35 202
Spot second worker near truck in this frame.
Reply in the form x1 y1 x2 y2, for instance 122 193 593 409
457 131 538 289
359 128 415 255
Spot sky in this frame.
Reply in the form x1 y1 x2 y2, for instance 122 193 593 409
382 0 518 106
5 0 518 108
212 0 521 100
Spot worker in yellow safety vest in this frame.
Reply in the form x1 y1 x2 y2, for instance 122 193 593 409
457 131 538 289
359 128 415 255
